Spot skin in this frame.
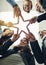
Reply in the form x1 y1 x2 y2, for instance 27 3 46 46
1 28 20 42
20 38 28 47
36 0 44 13
39 30 46 38
13 5 25 23
2 29 14 37
23 0 32 13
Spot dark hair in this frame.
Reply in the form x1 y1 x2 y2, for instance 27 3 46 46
22 38 29 43
3 28 10 32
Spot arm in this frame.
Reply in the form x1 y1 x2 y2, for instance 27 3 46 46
42 37 46 58
30 40 44 64
26 30 44 64
37 13 46 22
0 34 20 54
0 39 13 54
0 46 23 59
7 0 17 7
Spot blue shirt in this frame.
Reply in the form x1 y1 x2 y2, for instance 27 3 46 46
7 0 17 7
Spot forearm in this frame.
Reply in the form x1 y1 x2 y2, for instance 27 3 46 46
30 40 44 64
37 13 46 22
0 39 13 53
7 0 17 7
0 49 15 59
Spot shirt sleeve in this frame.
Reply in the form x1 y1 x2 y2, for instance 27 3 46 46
37 13 46 22
30 40 44 64
0 39 13 54
7 0 17 7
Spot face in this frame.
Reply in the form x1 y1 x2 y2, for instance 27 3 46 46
23 0 32 13
39 30 46 38
2 29 14 37
20 38 28 47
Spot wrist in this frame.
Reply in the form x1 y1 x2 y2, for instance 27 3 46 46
29 38 36 42
10 36 14 42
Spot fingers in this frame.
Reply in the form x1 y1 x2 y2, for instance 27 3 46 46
36 3 44 13
26 32 35 42
19 30 27 35
11 33 20 42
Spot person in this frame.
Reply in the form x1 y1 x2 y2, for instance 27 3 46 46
7 0 46 24
26 29 46 65
18 37 35 65
26 12 46 28
22 0 46 23
7 0 25 24
23 0 32 13
0 28 21 58
0 28 14 46
0 28 35 65
36 0 46 13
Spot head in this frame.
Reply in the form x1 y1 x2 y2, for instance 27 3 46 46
23 0 32 13
36 3 44 13
2 28 14 40
39 30 46 38
0 28 14 46
20 38 28 47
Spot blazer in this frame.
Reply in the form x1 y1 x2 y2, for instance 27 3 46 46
0 39 13 55
37 13 46 22
19 46 35 65
30 40 44 64
30 36 46 65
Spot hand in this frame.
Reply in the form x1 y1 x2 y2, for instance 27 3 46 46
26 32 36 42
39 30 46 38
29 17 38 24
11 34 20 42
36 3 44 13
13 6 21 18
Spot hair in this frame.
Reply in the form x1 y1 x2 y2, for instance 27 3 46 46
23 0 33 10
22 37 29 43
3 28 10 32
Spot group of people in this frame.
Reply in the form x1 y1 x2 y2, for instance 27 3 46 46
0 0 46 65
0 27 46 65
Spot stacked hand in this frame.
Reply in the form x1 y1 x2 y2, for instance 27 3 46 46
26 32 36 42
29 16 38 24
25 16 38 24
13 5 21 18
36 3 44 13
11 34 20 42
